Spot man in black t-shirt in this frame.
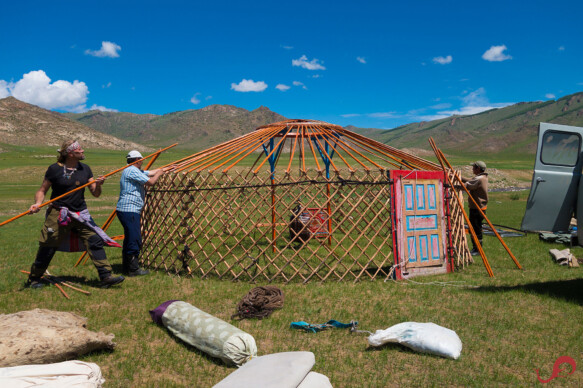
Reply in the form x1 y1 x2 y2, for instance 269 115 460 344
26 140 125 289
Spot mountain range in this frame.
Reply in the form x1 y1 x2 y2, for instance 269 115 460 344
0 97 144 151
1 92 583 156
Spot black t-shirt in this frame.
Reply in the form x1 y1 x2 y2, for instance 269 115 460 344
44 162 93 211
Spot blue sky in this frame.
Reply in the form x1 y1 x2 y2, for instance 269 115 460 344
1 0 582 129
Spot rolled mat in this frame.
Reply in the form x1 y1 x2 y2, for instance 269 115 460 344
150 300 257 366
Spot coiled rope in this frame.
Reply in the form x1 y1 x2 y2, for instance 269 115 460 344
232 286 284 320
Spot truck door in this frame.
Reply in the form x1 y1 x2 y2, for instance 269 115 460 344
521 122 583 232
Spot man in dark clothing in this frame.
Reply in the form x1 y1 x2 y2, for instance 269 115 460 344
462 161 488 256
26 140 125 289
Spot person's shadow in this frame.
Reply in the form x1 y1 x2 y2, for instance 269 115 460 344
472 278 583 305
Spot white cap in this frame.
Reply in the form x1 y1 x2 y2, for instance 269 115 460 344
126 150 143 159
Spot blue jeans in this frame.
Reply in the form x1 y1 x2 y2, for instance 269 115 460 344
117 211 142 257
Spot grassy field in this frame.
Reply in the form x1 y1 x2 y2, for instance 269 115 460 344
0 146 582 387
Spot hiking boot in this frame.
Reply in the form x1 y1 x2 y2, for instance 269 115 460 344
470 248 479 256
99 275 125 288
25 279 45 289
128 268 149 277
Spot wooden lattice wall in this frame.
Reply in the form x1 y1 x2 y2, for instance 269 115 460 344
141 168 397 283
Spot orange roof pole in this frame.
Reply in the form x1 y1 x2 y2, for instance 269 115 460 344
305 126 322 172
316 125 382 170
324 127 406 170
332 127 418 170
221 126 287 173
0 143 177 228
431 138 522 270
177 127 276 173
286 127 300 174
428 138 494 277
253 125 295 174
214 126 285 173
342 128 439 170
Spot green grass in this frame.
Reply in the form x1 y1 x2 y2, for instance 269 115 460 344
1 148 582 387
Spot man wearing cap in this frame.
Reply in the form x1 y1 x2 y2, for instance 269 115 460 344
462 161 488 256
27 140 125 289
116 150 169 276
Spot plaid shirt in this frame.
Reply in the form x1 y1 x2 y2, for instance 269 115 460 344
116 166 150 213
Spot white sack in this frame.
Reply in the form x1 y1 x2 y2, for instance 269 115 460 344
0 360 104 388
213 351 318 388
368 322 462 359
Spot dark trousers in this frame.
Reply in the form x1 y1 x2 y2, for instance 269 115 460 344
117 211 142 257
32 208 112 280
469 208 485 248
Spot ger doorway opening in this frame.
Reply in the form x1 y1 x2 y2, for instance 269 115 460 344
141 120 466 283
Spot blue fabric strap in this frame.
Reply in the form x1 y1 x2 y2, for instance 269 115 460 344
290 320 357 333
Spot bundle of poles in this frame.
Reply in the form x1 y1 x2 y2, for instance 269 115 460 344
429 137 522 277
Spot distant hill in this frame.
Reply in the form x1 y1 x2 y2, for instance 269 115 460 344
64 105 287 150
370 92 583 156
4 92 583 158
0 97 145 151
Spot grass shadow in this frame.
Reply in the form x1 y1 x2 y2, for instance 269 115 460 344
472 278 583 305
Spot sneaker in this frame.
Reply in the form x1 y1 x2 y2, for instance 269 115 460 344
128 268 149 277
470 248 479 256
99 275 125 288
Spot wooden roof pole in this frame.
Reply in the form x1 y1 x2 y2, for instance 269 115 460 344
0 144 177 228
286 126 301 174
212 127 285 173
316 125 382 170
309 126 341 173
305 126 322 172
430 138 522 270
253 125 296 174
327 127 411 170
312 126 369 171
341 128 439 170
313 128 355 172
221 126 288 173
177 126 278 173
335 128 421 170
428 138 494 277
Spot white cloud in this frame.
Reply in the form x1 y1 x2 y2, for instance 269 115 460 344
292 55 326 70
0 80 10 98
281 45 294 50
356 57 366 64
0 70 89 111
482 45 512 62
558 46 565 51
102 82 112 88
276 84 291 91
545 93 556 99
369 112 397 118
190 93 201 104
89 104 118 112
85 41 122 58
430 103 452 109
341 113 361 118
437 88 513 116
205 96 213 100
433 55 452 65
292 81 307 90
231 79 268 92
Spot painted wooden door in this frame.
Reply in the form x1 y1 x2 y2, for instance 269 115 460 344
400 178 444 267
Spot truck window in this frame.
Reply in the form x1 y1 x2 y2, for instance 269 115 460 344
540 130 580 167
